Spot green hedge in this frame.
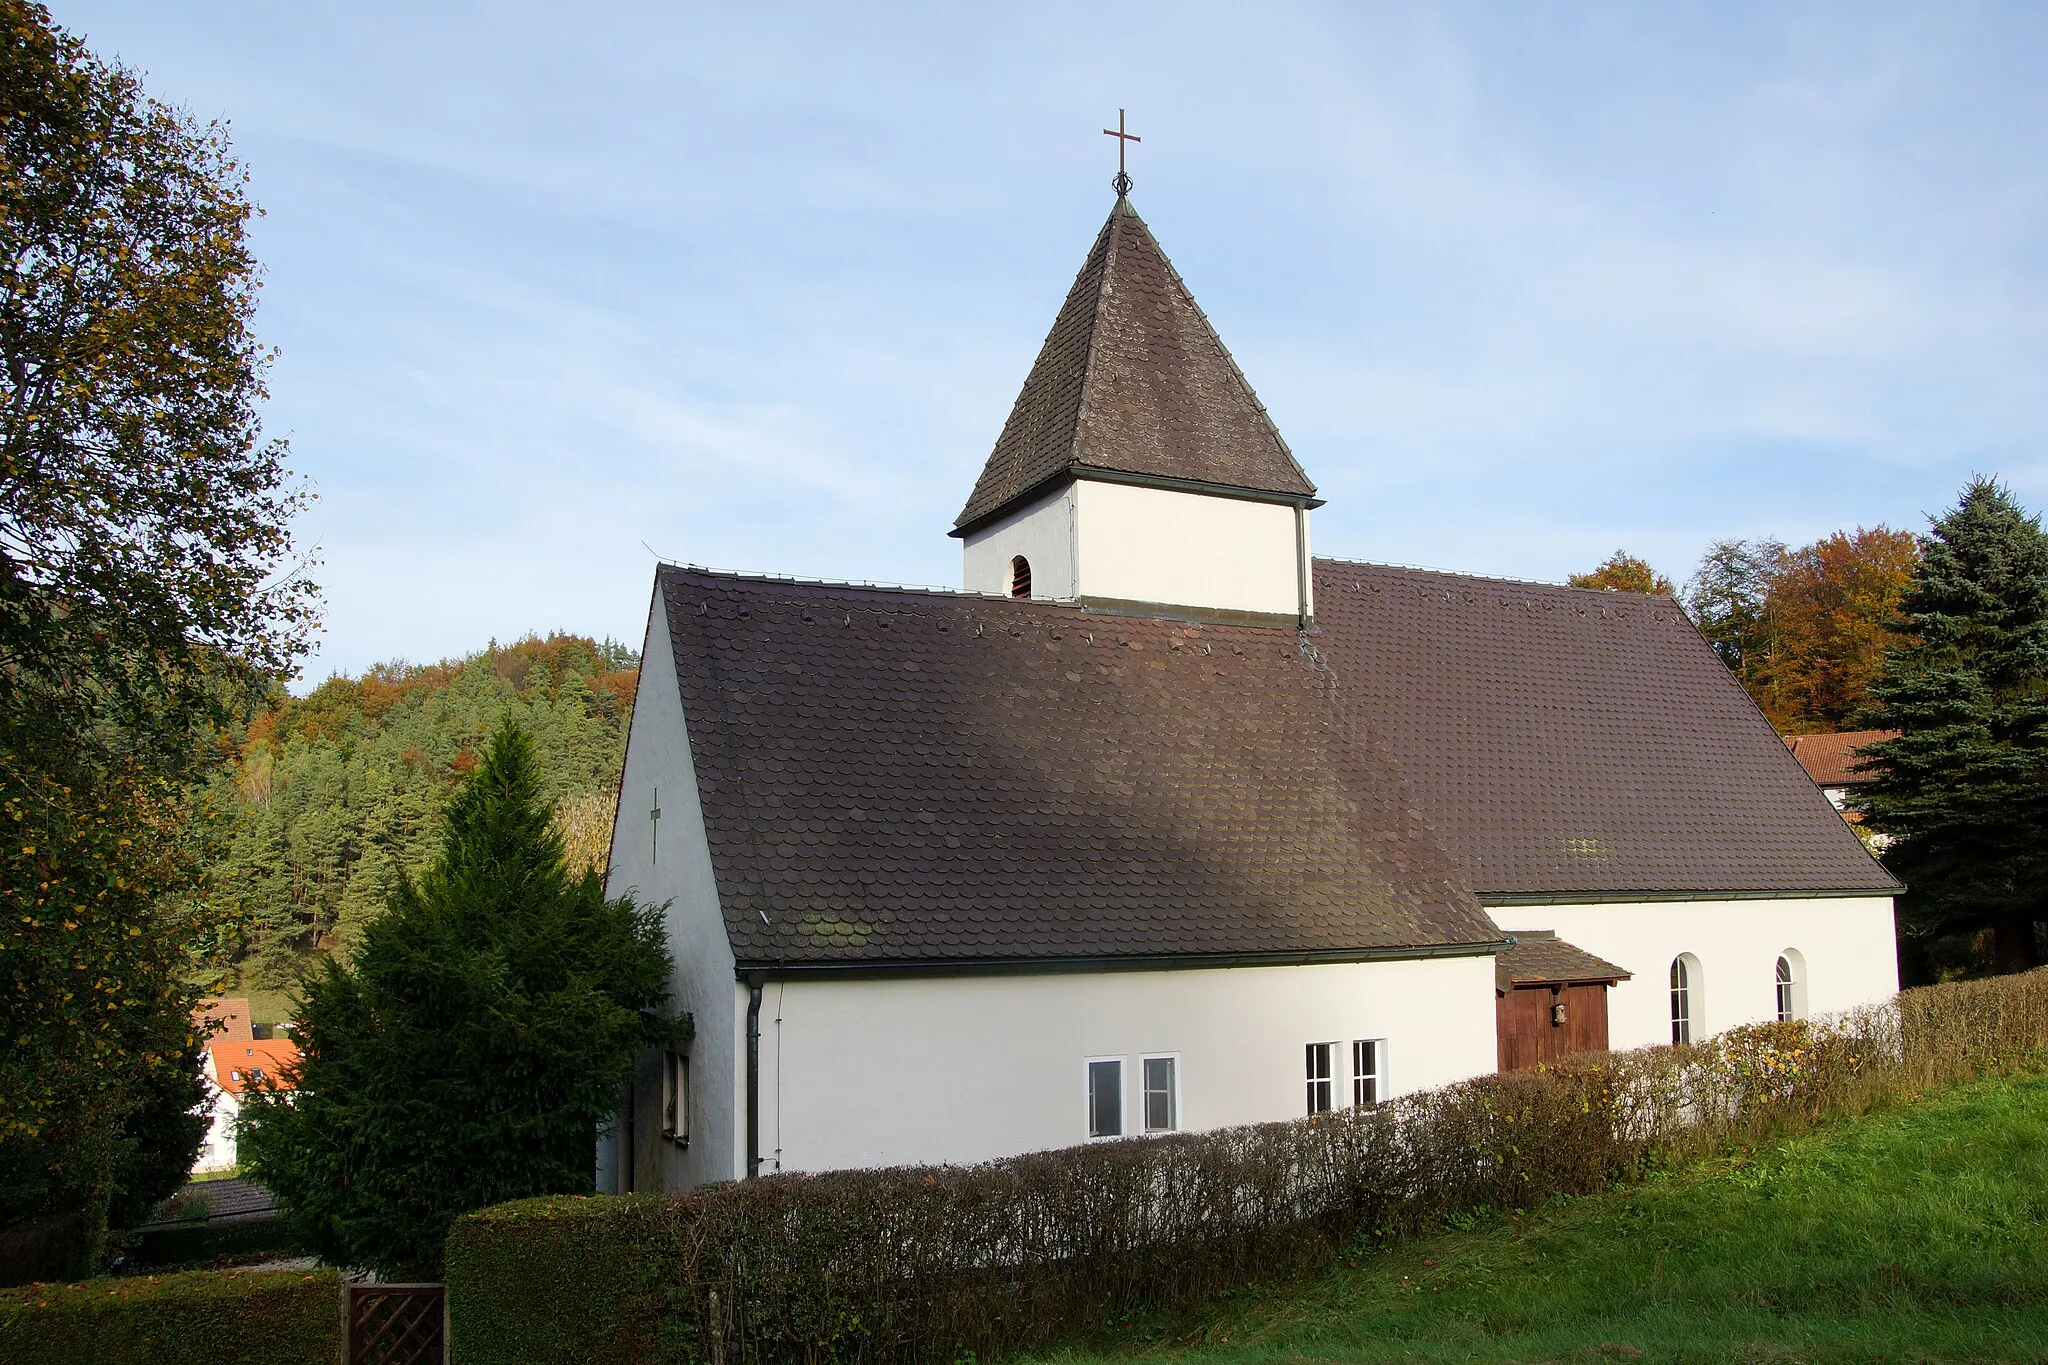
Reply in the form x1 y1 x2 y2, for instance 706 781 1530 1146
445 1195 676 1364
446 969 2048 1365
131 1214 305 1270
0 1267 339 1365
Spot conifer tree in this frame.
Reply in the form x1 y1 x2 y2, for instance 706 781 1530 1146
238 719 676 1277
1858 479 2048 975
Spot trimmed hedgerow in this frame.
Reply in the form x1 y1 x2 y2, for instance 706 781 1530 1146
131 1213 305 1271
0 1266 338 1365
446 969 2048 1365
445 1194 675 1365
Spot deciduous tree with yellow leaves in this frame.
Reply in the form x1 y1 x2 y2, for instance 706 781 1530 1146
0 0 316 1275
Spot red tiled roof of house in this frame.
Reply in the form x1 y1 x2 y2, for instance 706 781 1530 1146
194 997 254 1044
209 1039 300 1095
1783 730 1897 787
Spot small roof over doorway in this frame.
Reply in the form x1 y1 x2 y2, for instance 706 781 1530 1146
1494 930 1630 994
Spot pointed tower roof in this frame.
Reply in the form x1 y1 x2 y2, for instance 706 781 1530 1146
953 198 1318 535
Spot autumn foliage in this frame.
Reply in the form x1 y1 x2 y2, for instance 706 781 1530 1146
0 0 313 1273
1568 551 1675 597
1685 527 1921 733
209 634 638 982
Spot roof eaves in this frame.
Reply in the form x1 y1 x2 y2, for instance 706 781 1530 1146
951 465 1325 540
734 936 1514 979
1479 884 1902 906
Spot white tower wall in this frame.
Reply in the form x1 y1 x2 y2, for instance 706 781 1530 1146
962 478 1310 618
961 484 1077 599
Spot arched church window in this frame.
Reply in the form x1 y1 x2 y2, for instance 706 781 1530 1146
1669 955 1700 1045
1776 950 1806 1021
1010 555 1032 599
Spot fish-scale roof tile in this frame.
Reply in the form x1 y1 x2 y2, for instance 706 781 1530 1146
1309 561 1899 899
954 199 1315 531
662 564 1494 967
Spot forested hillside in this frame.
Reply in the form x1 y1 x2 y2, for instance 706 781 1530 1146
207 634 638 992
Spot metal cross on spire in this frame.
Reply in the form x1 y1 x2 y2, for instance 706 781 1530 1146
1102 108 1141 198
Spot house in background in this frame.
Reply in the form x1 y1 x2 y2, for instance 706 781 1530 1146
193 998 300 1173
599 189 1902 1194
1785 730 1898 824
195 996 253 1045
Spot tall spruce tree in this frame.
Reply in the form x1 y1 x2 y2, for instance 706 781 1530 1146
238 719 676 1277
1858 479 2048 975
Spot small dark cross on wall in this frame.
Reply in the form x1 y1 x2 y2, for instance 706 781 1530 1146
1102 108 1141 197
650 787 662 864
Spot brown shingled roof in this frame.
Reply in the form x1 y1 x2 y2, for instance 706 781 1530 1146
953 198 1316 534
1784 730 1895 787
658 566 1500 970
1310 561 1900 901
195 996 253 1044
1495 930 1630 986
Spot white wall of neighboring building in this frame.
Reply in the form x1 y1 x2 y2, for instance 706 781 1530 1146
752 953 1495 1175
1075 480 1307 618
600 584 741 1195
961 484 1077 599
194 1070 237 1173
1498 895 1899 1051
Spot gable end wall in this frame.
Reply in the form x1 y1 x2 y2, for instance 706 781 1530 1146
601 582 741 1191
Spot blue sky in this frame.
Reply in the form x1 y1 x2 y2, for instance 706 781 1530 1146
54 2 2048 682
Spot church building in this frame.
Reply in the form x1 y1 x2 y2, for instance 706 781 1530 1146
597 188 1900 1194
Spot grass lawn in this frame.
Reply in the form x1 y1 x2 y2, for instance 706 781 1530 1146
1046 1072 2048 1364
239 986 298 1030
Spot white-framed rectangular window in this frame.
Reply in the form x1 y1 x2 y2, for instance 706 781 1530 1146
1086 1057 1124 1138
1141 1054 1178 1133
660 1050 689 1146
1305 1042 1335 1114
1351 1039 1386 1106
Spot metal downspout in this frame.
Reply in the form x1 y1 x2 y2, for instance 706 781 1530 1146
744 972 766 1178
1294 504 1310 629
622 1079 635 1193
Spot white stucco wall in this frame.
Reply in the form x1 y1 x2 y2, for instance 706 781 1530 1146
960 479 1309 617
1075 480 1307 617
600 582 741 1193
961 484 1077 599
1496 895 1899 1051
753 953 1495 1174
194 1075 237 1173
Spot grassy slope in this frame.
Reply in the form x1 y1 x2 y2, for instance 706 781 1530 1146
1052 1072 2048 1364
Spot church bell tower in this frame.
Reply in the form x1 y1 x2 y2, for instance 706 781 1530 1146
952 183 1320 625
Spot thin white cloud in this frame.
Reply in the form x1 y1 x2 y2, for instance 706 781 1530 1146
48 0 2048 676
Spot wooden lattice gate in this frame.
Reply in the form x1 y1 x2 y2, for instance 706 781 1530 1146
346 1282 446 1364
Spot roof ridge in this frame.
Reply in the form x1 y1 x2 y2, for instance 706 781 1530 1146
1062 205 1119 473
954 197 1316 533
1090 201 1314 493
1316 555 1682 604
658 564 1316 638
659 561 984 599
